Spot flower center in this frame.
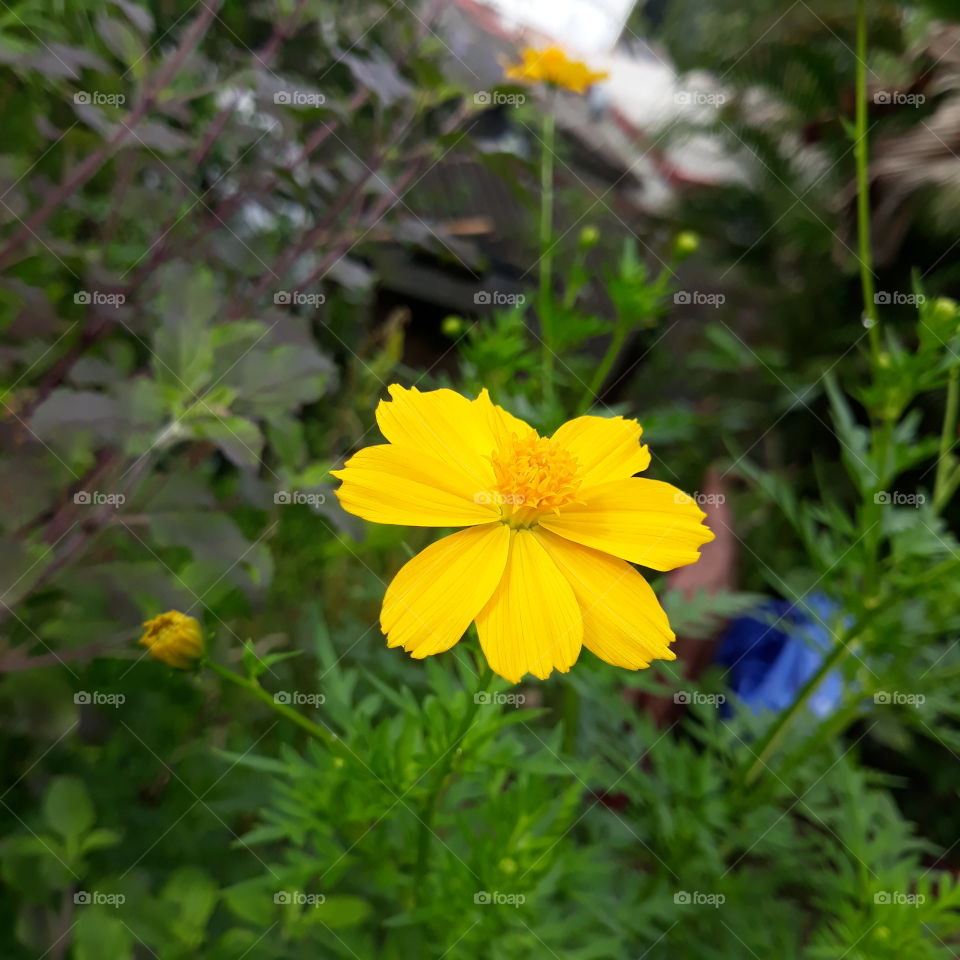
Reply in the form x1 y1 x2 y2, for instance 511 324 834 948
489 434 581 523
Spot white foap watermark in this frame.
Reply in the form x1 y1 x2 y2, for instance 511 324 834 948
874 891 925 906
674 891 725 907
274 491 326 507
674 691 726 706
74 891 125 907
274 891 325 906
874 691 925 707
274 90 326 107
75 291 125 308
674 491 725 506
74 691 125 708
474 91 526 106
674 91 726 107
474 691 526 706
74 91 125 106
874 291 925 306
873 491 925 507
474 891 525 907
474 492 524 506
873 91 925 107
674 291 725 307
474 291 525 306
274 691 325 707
274 291 326 307
74 491 125 507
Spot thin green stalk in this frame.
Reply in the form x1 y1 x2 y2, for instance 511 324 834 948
934 367 959 510
578 314 629 415
205 660 337 748
577 265 672 415
742 601 887 786
742 628 853 786
855 0 880 361
539 107 557 402
414 666 493 898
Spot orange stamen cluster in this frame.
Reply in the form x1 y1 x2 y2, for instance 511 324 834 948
490 434 581 524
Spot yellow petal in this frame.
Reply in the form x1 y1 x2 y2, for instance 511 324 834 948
375 385 495 490
473 388 537 447
551 415 650 489
539 478 714 571
536 529 675 668
381 523 510 658
476 529 582 683
332 444 500 526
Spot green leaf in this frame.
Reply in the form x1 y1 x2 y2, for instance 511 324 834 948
80 828 122 854
73 909 133 960
43 777 94 842
162 866 218 948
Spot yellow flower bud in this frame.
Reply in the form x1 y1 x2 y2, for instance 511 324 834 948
673 231 700 259
139 611 204 669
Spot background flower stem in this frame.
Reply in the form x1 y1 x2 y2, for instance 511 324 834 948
539 105 557 403
413 664 493 903
854 0 880 362
205 660 337 748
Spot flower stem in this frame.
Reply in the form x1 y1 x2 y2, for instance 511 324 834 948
934 367 959 511
414 666 492 900
741 601 886 786
580 314 629 415
205 660 338 748
539 107 557 402
854 0 880 361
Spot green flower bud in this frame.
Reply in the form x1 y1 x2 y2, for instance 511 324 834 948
441 316 465 338
579 226 600 248
673 231 700 259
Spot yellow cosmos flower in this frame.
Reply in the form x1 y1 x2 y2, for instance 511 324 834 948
332 386 714 684
504 45 609 94
139 611 204 669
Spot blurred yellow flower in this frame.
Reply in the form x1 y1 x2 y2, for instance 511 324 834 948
504 45 609 94
333 386 713 684
139 611 204 669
